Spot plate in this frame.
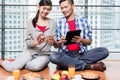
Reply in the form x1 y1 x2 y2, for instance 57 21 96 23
82 75 100 80
20 72 44 80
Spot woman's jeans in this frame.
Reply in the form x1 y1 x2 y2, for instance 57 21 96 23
50 47 109 70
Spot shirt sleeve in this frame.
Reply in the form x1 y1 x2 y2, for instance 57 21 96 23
55 21 61 41
25 19 35 48
83 18 92 40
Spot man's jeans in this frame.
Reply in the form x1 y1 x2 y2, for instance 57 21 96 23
50 47 109 70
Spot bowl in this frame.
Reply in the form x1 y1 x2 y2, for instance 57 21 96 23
82 74 100 80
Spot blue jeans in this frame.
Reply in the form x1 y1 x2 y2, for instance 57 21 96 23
50 47 109 70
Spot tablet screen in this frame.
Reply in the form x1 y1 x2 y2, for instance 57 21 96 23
64 30 81 45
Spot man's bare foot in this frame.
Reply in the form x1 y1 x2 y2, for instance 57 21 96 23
90 62 106 71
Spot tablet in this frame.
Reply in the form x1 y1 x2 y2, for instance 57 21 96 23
64 30 81 45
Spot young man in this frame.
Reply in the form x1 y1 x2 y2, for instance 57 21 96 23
50 0 109 71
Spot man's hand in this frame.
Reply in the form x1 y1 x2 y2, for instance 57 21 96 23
58 36 67 44
71 36 82 43
53 36 67 48
72 36 91 45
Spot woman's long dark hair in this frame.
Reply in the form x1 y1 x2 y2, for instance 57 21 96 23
32 0 52 27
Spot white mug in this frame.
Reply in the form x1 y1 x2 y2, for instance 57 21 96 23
5 76 15 80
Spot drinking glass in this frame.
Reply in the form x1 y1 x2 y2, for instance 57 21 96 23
68 64 75 79
12 70 20 80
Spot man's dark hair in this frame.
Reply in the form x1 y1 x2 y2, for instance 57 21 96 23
59 0 74 5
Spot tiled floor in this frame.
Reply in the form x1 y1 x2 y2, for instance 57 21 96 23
0 60 120 80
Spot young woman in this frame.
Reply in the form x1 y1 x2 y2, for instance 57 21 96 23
0 0 56 72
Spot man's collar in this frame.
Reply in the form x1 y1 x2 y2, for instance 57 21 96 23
62 15 78 23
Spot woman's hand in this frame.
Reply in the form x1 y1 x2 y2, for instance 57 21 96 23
45 35 55 45
32 34 45 46
37 35 45 44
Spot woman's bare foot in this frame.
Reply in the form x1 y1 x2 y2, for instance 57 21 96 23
0 59 3 66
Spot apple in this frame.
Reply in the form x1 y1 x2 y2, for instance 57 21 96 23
61 74 69 80
54 70 61 76
51 74 60 80
61 70 69 76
